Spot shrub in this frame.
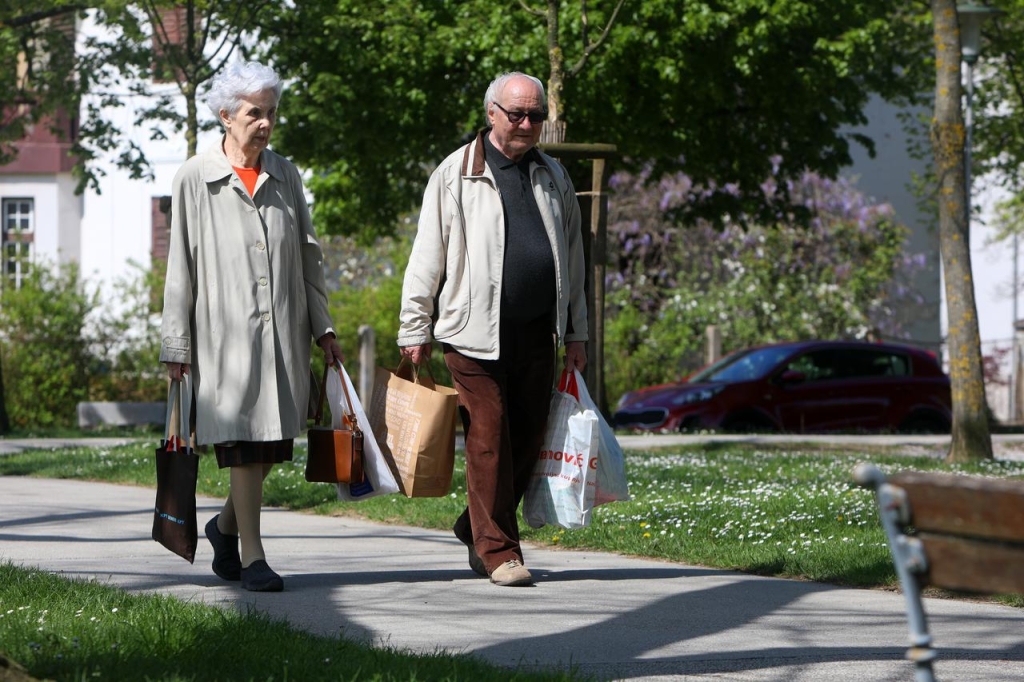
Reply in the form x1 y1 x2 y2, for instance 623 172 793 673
86 261 165 403
0 260 96 429
604 166 925 406
321 222 451 387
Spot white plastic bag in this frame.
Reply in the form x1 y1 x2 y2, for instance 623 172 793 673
523 372 599 529
572 369 630 505
324 364 400 501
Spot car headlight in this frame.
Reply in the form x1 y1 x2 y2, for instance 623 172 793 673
671 386 724 406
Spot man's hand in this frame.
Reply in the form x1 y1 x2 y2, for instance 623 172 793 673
400 343 433 365
564 341 587 372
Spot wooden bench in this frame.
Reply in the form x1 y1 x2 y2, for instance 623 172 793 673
77 401 165 428
853 463 1024 681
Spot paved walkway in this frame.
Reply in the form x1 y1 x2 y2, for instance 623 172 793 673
2 468 1024 680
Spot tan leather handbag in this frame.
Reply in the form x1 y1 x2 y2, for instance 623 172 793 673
305 364 364 483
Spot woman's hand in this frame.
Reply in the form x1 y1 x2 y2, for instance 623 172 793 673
317 333 344 367
165 362 190 381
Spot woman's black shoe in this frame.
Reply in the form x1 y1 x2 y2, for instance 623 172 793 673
205 515 241 581
242 560 284 592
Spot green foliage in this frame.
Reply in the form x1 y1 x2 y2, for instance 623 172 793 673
321 223 451 384
0 3 83 163
603 169 922 405
266 0 490 239
0 260 96 429
972 1 1024 243
86 261 165 402
266 0 930 238
0 260 166 430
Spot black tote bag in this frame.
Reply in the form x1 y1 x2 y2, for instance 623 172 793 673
152 374 199 563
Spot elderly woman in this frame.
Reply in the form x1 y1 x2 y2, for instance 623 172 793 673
160 61 343 592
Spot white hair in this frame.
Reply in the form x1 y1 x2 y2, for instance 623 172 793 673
483 72 546 117
206 61 283 124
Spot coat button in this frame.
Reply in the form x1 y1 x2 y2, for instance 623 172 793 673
256 242 266 251
262 313 270 322
259 277 268 286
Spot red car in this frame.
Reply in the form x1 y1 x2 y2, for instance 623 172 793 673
612 340 952 434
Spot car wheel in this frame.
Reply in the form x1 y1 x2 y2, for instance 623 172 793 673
898 412 951 434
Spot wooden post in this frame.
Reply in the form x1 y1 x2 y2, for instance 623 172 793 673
1015 320 1024 424
588 156 611 411
358 325 375 405
706 325 722 366
537 142 617 414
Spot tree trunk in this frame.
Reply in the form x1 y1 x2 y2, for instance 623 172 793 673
545 0 563 122
185 82 198 159
931 0 993 462
185 0 199 160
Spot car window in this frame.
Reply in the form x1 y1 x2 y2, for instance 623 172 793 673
849 349 911 377
783 348 911 382
784 352 836 382
692 346 795 383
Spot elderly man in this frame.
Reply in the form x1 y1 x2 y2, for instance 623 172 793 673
398 71 588 587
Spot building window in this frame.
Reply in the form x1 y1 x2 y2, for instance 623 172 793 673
2 198 34 289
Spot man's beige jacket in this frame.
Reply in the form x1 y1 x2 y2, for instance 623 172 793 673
398 131 589 360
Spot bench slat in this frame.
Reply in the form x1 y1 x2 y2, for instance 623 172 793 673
918 533 1024 594
890 471 1024 543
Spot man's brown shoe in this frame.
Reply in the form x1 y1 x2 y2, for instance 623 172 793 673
489 559 533 587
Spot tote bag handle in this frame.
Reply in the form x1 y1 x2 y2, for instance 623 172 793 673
164 373 192 451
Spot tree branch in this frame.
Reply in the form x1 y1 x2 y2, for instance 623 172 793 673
1 6 84 29
517 0 545 18
991 26 1024 187
568 0 626 78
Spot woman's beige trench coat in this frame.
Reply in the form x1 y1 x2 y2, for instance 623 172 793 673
159 141 335 446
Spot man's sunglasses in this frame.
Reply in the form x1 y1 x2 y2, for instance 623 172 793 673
493 101 546 125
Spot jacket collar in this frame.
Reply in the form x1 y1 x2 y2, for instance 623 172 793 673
462 128 546 177
202 136 286 184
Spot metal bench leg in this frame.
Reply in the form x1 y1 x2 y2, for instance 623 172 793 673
855 465 937 681
890 535 937 682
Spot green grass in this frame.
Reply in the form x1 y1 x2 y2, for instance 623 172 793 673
0 563 579 682
1 424 165 439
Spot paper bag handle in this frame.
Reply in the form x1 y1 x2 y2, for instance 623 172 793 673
395 356 438 390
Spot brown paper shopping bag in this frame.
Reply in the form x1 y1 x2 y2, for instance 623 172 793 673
367 359 459 497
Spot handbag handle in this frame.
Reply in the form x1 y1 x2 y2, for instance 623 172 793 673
313 363 359 430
